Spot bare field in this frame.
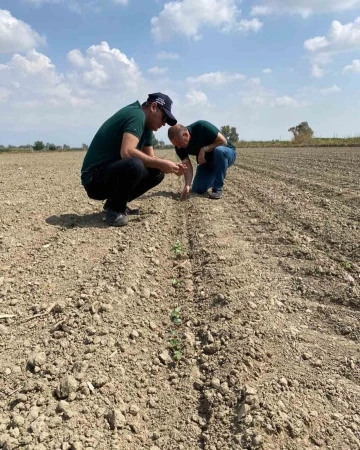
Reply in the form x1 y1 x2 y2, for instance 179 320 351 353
0 147 359 450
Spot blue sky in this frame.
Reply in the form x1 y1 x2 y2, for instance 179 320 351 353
1 0 360 146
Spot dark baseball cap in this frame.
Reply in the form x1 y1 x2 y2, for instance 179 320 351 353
147 92 177 126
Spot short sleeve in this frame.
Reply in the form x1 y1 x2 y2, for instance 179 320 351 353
123 109 146 139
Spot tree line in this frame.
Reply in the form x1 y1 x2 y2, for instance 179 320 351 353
1 122 316 151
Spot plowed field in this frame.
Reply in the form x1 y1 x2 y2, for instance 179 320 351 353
0 147 359 450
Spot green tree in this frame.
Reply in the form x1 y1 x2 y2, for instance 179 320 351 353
63 144 70 150
82 143 89 151
48 143 56 150
33 141 45 151
152 136 159 147
288 122 314 143
220 125 239 143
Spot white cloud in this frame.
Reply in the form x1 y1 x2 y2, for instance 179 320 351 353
0 49 90 108
151 0 261 41
239 78 309 108
113 0 128 4
157 51 180 60
0 41 147 114
251 0 360 17
304 18 360 75
343 59 360 72
319 84 341 94
304 18 360 54
67 41 143 90
10 50 58 77
148 66 168 75
262 68 272 73
272 95 307 107
311 64 325 78
304 36 328 53
185 89 212 107
0 41 155 143
67 49 86 67
0 9 46 53
187 71 245 85
237 18 263 33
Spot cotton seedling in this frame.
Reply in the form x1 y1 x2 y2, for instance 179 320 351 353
172 278 182 288
169 330 183 361
171 306 182 324
172 240 184 258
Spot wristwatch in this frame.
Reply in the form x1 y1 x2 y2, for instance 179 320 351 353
204 145 209 152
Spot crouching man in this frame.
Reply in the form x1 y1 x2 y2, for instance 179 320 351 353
81 92 186 226
168 120 236 200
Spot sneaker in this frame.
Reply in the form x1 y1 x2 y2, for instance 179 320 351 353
208 189 223 199
125 206 140 216
103 201 140 216
105 209 128 227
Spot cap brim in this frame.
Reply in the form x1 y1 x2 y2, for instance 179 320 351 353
163 108 177 126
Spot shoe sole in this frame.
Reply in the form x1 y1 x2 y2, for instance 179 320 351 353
106 218 128 227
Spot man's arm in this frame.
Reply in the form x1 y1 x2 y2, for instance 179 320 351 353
121 133 182 174
180 157 193 199
142 145 156 158
198 132 227 164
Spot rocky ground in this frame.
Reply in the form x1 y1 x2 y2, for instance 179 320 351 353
0 147 359 450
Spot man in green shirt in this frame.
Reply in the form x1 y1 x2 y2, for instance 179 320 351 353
81 93 186 226
168 120 237 200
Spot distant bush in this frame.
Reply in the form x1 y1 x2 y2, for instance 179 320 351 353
288 122 314 145
33 141 45 151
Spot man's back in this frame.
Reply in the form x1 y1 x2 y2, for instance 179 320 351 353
81 101 152 185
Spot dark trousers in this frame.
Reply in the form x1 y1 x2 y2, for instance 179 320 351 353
84 157 164 212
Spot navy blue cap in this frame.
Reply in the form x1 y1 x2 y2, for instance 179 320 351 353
147 92 177 126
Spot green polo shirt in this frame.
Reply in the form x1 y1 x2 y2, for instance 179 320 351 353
175 120 235 163
81 101 153 186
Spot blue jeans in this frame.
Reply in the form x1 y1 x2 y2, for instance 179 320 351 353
192 146 236 194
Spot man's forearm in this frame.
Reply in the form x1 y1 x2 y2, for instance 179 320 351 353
184 165 193 186
122 148 162 169
204 138 227 153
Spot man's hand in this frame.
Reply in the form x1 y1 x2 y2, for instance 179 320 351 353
180 185 190 200
198 148 206 165
159 160 186 175
177 163 187 176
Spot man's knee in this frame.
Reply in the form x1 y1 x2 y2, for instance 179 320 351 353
130 157 146 177
214 146 226 158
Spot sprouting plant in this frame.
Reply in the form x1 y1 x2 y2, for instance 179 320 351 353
169 330 183 361
172 278 181 288
342 260 353 271
171 306 182 324
172 240 184 258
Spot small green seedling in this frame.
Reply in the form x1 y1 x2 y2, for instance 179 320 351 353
172 240 184 258
172 278 181 288
169 331 183 361
342 261 353 271
171 306 182 324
